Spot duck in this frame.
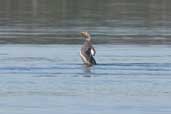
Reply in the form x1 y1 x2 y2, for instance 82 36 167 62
80 32 96 66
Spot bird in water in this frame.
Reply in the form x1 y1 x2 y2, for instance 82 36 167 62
80 32 96 66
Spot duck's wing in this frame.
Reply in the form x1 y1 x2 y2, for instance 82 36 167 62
81 47 91 59
85 47 91 56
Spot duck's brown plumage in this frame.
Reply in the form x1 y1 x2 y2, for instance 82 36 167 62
80 32 96 65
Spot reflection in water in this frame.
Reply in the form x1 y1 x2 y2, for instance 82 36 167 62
81 64 93 77
0 0 171 44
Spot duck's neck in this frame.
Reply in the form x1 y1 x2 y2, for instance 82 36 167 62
86 37 91 42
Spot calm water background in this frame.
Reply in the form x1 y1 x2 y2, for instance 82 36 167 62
0 0 171 114
0 0 171 43
0 44 171 114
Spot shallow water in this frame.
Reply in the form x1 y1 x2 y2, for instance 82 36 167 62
0 44 171 114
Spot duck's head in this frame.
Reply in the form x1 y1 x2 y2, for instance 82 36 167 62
80 32 91 41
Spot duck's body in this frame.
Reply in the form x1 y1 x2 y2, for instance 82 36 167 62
80 32 96 66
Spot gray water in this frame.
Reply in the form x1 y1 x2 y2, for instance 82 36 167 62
0 0 171 44
0 1 171 114
0 44 171 114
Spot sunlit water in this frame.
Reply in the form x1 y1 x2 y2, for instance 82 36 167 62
0 44 171 114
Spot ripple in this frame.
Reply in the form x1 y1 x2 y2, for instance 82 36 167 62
0 63 170 77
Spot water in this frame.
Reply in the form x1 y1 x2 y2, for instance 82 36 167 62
0 0 171 44
0 44 171 114
0 0 171 113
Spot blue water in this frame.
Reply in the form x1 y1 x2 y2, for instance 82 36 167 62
0 44 171 114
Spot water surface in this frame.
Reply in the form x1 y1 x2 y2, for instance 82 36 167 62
0 44 171 114
0 0 171 44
